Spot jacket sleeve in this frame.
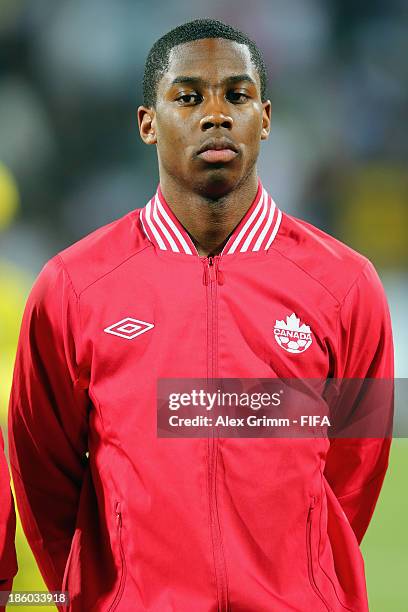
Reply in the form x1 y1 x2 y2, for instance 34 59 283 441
0 428 17 610
7 255 90 591
323 260 394 545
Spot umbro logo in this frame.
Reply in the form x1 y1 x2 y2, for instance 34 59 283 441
104 317 154 340
274 313 313 354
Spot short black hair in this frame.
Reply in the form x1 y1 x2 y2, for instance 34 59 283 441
142 18 268 108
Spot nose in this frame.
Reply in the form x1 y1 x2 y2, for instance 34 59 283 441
199 97 233 131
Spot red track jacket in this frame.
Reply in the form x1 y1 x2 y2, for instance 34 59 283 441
8 179 393 611
0 428 17 609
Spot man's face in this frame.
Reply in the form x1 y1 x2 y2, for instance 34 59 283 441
138 38 271 198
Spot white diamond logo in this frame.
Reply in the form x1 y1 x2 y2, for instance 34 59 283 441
104 317 154 340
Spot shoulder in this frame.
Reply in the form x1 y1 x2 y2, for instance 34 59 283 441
272 211 379 304
40 208 151 297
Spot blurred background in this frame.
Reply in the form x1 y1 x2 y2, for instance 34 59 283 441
0 0 407 610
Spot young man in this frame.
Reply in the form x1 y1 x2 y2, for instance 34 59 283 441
8 18 393 612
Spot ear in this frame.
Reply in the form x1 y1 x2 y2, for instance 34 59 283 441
137 106 157 145
261 100 271 140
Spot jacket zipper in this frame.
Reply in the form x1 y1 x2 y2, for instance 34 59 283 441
108 501 127 612
203 256 229 611
306 497 331 611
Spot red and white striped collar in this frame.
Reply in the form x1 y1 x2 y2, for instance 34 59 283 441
139 178 282 256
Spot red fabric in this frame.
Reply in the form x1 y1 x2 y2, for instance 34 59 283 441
0 428 17 607
8 182 393 611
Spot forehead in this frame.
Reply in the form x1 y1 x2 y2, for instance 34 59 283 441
159 38 259 90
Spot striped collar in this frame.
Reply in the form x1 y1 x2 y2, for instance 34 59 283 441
139 178 282 256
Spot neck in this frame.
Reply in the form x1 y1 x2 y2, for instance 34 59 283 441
158 170 259 257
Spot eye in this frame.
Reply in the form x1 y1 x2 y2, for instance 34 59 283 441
228 91 250 103
176 93 201 105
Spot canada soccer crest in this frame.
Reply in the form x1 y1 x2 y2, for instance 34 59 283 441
274 313 313 354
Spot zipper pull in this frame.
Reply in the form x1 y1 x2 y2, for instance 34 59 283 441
202 257 215 285
208 257 216 282
202 256 224 285
202 260 209 285
217 264 224 286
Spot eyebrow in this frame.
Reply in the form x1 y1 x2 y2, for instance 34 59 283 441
169 74 257 88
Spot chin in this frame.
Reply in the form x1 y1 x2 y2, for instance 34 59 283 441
195 172 238 199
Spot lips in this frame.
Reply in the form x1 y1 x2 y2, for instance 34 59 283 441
197 138 239 164
199 149 237 163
